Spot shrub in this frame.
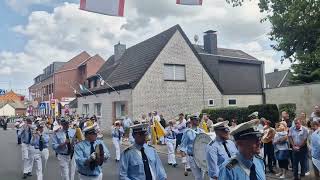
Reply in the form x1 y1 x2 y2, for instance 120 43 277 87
202 107 249 124
278 103 297 120
248 104 279 127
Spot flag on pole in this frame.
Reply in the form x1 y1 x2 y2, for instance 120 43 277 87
79 84 95 96
176 0 203 5
80 0 125 16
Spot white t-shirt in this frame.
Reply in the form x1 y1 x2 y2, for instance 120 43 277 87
310 112 320 122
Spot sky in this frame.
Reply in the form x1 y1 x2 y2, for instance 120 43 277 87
0 0 291 95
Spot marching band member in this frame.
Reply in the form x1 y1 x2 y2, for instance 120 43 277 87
219 119 265 180
52 118 76 180
71 119 85 180
165 120 179 167
15 118 24 144
119 123 167 180
180 115 205 180
112 121 124 162
30 122 50 180
74 125 110 180
176 113 187 150
18 117 35 179
206 121 238 180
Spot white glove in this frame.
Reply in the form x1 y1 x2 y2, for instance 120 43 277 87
90 152 96 160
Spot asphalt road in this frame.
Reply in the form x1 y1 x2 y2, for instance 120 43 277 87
0 128 195 180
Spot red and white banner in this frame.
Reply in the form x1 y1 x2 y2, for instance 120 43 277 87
80 0 125 17
176 0 203 5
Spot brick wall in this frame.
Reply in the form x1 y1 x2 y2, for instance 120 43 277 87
132 31 223 120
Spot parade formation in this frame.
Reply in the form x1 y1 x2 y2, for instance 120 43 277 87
4 106 318 180
1 0 319 180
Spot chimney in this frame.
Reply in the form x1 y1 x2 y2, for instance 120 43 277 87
114 42 126 61
203 30 218 54
274 68 279 72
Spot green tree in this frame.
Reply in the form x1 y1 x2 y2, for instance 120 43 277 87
227 0 320 84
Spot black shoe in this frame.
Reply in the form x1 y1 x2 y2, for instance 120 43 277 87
173 164 178 168
168 163 172 166
269 169 276 174
27 172 32 176
186 168 191 172
22 173 27 179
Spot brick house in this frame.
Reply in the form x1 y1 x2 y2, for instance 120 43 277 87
29 52 105 116
76 25 264 132
0 91 27 116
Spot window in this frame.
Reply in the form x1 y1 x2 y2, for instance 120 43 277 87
228 99 237 105
93 79 97 87
82 104 89 115
208 99 215 107
116 102 126 119
94 103 102 117
88 80 91 89
164 64 186 81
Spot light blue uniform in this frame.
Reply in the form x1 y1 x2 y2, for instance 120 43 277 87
18 125 35 144
112 127 124 139
219 153 266 180
180 127 205 180
52 128 76 155
311 129 320 170
74 140 110 176
31 133 50 149
119 143 167 180
206 137 238 178
180 127 205 156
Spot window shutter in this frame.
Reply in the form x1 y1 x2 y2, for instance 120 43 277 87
164 65 174 80
175 65 185 80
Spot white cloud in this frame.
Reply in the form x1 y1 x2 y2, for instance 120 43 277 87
1 0 290 91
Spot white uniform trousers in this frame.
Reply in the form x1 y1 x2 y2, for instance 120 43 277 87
166 138 176 164
21 143 34 174
41 148 49 170
33 149 43 180
70 155 76 180
57 154 72 180
112 137 121 161
79 173 103 180
188 156 203 180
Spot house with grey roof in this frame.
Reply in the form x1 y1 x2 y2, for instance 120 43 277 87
76 24 264 131
265 69 292 89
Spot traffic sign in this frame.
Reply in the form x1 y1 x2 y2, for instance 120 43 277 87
39 103 46 110
0 89 5 96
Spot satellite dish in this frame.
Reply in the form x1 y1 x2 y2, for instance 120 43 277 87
194 34 199 44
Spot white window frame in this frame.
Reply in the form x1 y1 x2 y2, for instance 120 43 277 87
163 64 186 81
82 104 89 115
208 99 215 107
228 98 237 106
94 103 102 117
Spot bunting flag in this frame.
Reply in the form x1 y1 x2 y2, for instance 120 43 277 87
176 0 203 5
80 0 125 17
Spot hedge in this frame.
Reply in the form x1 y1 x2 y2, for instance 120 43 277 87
278 103 296 120
248 104 279 127
202 107 250 124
